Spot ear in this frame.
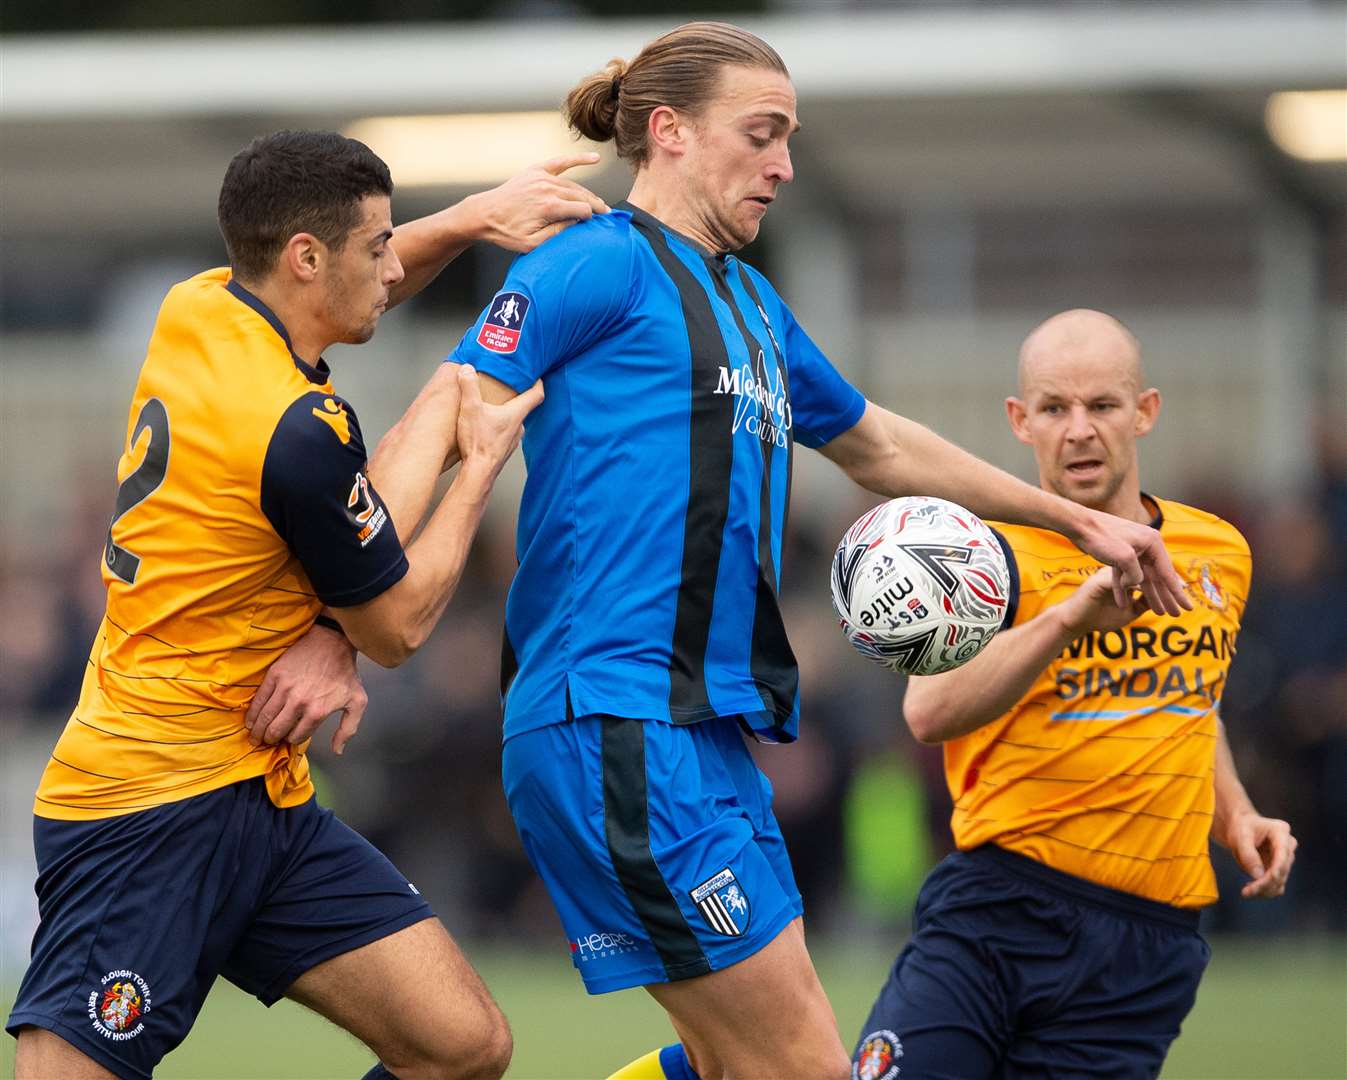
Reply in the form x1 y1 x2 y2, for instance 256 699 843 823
1135 387 1161 438
647 104 689 158
279 233 322 284
1005 396 1033 445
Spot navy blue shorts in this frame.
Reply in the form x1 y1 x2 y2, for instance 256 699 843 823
503 714 803 994
6 777 433 1080
852 846 1210 1080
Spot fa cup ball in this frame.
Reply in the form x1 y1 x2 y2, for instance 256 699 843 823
830 496 1012 675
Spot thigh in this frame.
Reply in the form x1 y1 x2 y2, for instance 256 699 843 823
851 858 1014 1080
649 917 849 1080
852 930 1004 1080
503 716 800 995
220 797 433 1005
14 1028 120 1080
285 916 505 1072
5 784 270 1080
1004 916 1210 1080
708 718 802 909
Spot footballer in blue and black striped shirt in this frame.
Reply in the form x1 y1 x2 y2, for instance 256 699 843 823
449 21 1192 1080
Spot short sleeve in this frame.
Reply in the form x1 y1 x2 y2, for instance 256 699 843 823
260 392 408 607
762 284 864 449
447 217 633 391
988 527 1022 630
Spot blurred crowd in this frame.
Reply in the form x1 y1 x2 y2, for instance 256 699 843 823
3 414 1345 944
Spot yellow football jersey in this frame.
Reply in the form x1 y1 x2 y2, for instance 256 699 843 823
35 269 407 820
943 496 1250 907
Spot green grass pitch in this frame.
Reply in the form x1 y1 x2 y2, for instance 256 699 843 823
4 938 1343 1078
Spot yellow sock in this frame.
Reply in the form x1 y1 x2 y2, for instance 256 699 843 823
605 1048 669 1080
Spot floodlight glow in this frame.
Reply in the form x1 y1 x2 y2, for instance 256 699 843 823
344 112 606 186
1265 90 1347 162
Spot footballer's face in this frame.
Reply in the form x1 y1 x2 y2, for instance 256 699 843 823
681 66 798 252
1007 344 1160 520
321 195 404 345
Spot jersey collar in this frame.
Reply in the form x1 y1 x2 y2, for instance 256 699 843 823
1141 492 1164 530
619 201 729 263
225 277 332 385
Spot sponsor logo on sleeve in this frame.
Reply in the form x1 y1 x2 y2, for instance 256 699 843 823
690 868 751 936
88 970 151 1041
346 471 387 547
477 291 530 354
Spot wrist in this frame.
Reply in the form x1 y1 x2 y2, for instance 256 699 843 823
447 192 489 244
311 615 355 654
1047 602 1087 650
1055 499 1098 547
1213 803 1257 850
455 456 498 495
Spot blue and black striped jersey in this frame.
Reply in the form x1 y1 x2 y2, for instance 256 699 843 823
449 205 865 741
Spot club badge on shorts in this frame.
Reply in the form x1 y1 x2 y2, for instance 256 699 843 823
477 291 530 354
690 867 751 936
88 969 152 1041
854 1029 903 1080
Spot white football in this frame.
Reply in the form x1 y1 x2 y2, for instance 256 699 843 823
830 496 1011 675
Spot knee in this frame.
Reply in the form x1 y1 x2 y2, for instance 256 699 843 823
468 1010 513 1080
384 1003 512 1080
816 1045 853 1080
780 1040 851 1080
725 1041 849 1080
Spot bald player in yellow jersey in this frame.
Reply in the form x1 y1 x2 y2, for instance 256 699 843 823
8 130 607 1080
852 310 1297 1080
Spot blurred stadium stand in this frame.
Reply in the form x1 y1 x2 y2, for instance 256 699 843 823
3 1 1344 995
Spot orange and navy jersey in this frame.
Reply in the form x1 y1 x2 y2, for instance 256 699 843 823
943 496 1250 907
35 269 407 821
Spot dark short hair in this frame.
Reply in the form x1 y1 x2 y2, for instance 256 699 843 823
217 130 393 282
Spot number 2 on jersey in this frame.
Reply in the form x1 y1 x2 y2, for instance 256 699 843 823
105 398 171 585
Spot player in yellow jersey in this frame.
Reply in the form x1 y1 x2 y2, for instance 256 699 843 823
851 309 1298 1080
8 130 606 1080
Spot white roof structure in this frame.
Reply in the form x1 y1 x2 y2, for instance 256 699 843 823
5 5 1344 118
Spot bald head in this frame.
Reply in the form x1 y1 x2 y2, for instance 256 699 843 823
1018 309 1142 397
1007 308 1160 521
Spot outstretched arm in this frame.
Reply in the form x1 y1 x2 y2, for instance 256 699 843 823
1211 721 1297 899
334 367 542 667
364 364 464 538
904 567 1147 743
388 154 609 308
820 402 1190 616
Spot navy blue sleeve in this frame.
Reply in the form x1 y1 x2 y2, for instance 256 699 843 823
989 527 1021 630
753 276 865 448
260 392 408 607
447 216 632 390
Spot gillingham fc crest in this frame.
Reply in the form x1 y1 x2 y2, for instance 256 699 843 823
690 868 750 937
854 1029 903 1080
88 969 152 1041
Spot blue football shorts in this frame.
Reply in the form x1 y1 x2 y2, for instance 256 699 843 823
852 845 1210 1080
503 713 804 993
6 777 433 1080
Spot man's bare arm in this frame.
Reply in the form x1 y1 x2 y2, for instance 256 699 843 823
820 402 1190 615
388 155 609 308
333 368 542 667
904 568 1146 743
364 364 463 540
1211 720 1297 899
